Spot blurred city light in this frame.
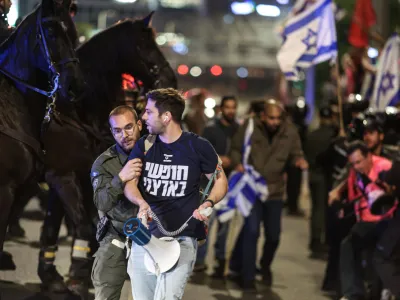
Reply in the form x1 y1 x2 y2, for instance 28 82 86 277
205 98 216 109
276 0 289 5
204 108 215 118
156 35 167 46
368 47 379 58
256 4 281 17
236 67 248 78
296 97 305 108
231 1 255 15
172 42 189 55
210 65 223 76
190 66 202 77
177 64 189 75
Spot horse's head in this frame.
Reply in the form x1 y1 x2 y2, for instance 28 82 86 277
120 12 177 90
33 0 85 101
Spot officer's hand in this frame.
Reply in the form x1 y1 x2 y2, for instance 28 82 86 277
119 159 143 183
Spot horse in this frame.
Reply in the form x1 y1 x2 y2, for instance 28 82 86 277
34 13 178 294
0 0 85 270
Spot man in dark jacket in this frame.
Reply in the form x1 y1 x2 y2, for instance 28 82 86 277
90 105 143 300
228 99 308 290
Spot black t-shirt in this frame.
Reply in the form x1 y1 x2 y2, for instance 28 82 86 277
128 131 218 238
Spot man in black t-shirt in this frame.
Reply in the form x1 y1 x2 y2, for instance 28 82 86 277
124 88 228 299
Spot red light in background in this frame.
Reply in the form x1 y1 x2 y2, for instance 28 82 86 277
238 79 248 91
122 73 136 90
210 65 223 76
177 64 189 75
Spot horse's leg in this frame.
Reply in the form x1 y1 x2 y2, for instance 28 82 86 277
7 180 40 239
0 185 17 270
37 187 69 293
45 170 93 299
78 173 99 260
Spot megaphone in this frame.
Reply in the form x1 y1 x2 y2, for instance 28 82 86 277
123 218 180 276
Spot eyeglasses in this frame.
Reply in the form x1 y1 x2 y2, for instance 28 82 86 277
111 123 137 137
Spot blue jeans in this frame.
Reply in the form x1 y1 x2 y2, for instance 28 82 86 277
229 199 283 282
127 236 197 300
196 211 230 264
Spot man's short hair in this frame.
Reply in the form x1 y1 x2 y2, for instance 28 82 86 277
347 140 370 157
220 96 237 108
109 105 138 125
146 88 185 123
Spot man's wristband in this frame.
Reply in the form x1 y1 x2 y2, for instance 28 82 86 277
204 199 215 208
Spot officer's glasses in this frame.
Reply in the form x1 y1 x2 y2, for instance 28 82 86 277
111 123 137 137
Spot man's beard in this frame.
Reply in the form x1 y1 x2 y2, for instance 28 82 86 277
119 137 135 153
267 125 279 133
222 115 235 124
368 142 380 153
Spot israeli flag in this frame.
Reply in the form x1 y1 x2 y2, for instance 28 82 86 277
277 0 338 81
369 34 400 110
217 118 269 223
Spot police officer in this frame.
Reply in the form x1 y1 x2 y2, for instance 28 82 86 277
304 106 338 258
0 0 11 29
90 105 143 300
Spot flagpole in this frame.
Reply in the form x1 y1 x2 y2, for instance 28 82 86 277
334 58 346 137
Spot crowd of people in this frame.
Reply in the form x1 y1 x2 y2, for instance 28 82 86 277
87 84 399 300
1 0 400 300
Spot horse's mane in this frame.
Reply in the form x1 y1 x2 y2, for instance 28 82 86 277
76 19 148 121
0 76 31 129
76 19 147 67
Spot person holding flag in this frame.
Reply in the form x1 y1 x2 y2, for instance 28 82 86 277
369 34 400 111
227 99 308 290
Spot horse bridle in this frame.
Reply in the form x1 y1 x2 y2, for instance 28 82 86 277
0 6 79 99
136 45 171 89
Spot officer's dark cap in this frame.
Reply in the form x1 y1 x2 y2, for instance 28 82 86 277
363 118 383 133
319 106 332 118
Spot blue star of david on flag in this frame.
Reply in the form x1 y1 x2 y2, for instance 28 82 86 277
302 29 318 51
379 72 395 96
277 0 337 81
370 34 400 110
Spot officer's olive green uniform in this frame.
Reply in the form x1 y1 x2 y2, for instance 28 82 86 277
90 144 138 300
